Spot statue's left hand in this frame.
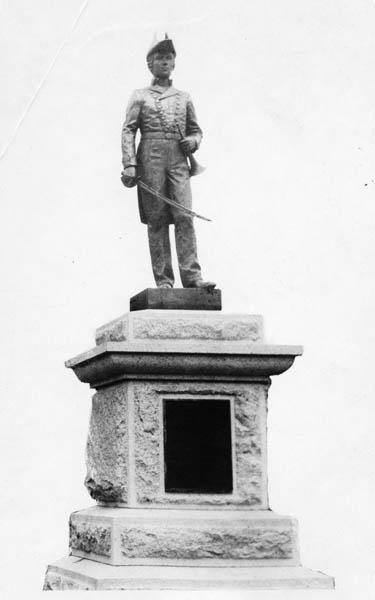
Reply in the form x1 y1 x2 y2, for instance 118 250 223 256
180 137 196 154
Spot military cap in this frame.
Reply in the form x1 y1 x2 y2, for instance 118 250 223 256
147 33 176 59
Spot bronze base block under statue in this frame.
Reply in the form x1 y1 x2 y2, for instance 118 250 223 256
44 307 334 590
130 287 221 311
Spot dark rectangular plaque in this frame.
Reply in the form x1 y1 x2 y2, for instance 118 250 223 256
130 288 222 311
164 399 233 494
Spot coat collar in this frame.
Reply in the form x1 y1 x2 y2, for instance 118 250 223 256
148 79 178 99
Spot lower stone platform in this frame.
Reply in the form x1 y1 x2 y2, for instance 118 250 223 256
130 288 222 311
43 558 334 590
68 507 300 566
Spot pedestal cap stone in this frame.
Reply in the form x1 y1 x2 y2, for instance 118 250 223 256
65 311 302 388
94 310 264 345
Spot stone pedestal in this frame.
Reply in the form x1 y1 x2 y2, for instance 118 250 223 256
44 308 334 590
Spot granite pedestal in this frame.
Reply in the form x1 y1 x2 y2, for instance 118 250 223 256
44 301 334 590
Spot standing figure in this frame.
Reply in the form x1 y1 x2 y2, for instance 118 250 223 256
121 34 215 289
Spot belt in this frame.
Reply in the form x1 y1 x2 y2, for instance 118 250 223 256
141 132 181 140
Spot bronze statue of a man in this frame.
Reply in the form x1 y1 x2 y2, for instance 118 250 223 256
121 34 215 289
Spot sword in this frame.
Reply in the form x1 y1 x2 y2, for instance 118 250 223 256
137 178 212 222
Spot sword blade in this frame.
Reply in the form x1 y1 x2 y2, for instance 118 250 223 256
137 179 212 222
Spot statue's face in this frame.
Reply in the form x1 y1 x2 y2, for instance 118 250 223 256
150 52 175 78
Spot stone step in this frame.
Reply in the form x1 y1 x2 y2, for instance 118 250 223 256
44 557 335 590
69 507 300 566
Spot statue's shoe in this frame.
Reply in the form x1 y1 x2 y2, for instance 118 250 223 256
186 280 216 289
157 282 173 289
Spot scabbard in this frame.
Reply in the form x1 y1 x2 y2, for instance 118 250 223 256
137 179 212 222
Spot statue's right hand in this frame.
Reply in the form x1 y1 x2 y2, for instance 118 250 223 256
121 166 137 188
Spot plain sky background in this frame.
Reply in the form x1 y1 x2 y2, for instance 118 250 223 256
1 0 374 598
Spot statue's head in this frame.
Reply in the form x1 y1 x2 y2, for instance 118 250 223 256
147 33 176 77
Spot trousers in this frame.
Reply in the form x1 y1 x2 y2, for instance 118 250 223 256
137 138 202 287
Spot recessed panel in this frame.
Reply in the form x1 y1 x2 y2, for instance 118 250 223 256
164 399 233 493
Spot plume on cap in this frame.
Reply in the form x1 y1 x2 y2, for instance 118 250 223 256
147 32 176 59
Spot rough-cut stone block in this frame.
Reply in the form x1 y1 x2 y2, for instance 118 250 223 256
95 310 264 345
44 558 335 590
69 507 299 566
84 380 268 508
82 379 271 509
85 384 128 503
130 288 222 311
132 381 268 507
120 526 293 560
69 517 111 558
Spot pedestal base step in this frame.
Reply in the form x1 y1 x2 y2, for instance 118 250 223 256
44 556 334 590
69 507 300 566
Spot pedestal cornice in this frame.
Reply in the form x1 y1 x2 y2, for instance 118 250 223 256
66 342 302 388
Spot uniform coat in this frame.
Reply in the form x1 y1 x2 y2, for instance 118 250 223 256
121 82 202 224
